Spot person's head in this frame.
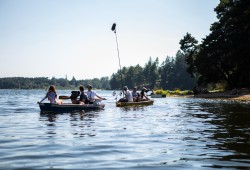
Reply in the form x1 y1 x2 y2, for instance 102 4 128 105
79 85 84 92
87 84 92 91
142 87 146 91
133 86 137 91
48 85 56 92
123 86 128 91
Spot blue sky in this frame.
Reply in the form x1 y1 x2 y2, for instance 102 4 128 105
0 0 219 80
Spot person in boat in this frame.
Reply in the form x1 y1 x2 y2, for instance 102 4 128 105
140 87 149 101
71 85 88 104
40 85 62 104
131 86 140 102
119 86 133 102
86 84 106 104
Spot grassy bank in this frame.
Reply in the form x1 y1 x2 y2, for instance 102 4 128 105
153 89 250 102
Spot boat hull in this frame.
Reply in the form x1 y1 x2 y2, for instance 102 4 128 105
150 94 166 98
38 103 105 112
116 100 154 107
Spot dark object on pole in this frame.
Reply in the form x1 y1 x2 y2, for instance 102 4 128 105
111 23 116 32
111 23 123 90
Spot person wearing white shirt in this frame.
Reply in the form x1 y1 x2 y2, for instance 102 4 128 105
122 86 133 102
86 84 106 104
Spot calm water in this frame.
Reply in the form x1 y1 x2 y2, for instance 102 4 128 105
0 89 249 170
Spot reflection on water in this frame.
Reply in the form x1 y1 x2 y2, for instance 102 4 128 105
39 111 100 138
0 90 249 169
118 106 147 112
183 100 250 168
195 102 250 158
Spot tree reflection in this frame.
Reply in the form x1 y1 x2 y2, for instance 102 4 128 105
189 101 250 157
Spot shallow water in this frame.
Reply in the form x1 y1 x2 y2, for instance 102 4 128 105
0 89 249 169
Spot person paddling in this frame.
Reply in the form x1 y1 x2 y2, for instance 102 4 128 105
140 87 149 101
86 84 106 104
39 85 62 104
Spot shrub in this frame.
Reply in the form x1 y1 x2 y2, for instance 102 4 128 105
182 90 193 95
155 89 164 95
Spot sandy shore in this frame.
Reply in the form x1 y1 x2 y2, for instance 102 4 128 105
192 92 250 101
165 91 250 102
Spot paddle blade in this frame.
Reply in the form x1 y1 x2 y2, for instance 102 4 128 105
59 96 71 99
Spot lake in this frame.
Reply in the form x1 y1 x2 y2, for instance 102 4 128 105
0 89 249 169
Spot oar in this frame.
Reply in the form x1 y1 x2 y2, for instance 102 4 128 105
59 96 71 99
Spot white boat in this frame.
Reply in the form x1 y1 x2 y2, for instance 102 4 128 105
150 94 166 98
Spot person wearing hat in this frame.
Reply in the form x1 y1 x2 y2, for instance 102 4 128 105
86 84 106 104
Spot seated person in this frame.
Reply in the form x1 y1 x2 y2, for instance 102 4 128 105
86 84 106 104
131 86 140 102
119 86 133 102
71 85 88 104
140 87 149 101
40 85 62 104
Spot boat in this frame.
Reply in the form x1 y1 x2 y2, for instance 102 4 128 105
116 99 154 107
150 94 166 98
38 102 105 112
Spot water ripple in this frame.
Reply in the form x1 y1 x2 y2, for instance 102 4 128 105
0 90 249 169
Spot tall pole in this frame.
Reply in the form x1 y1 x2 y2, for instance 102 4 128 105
111 23 123 91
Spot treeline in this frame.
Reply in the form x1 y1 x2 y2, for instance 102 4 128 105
179 0 250 89
0 51 195 90
0 50 196 90
0 77 110 90
110 51 196 90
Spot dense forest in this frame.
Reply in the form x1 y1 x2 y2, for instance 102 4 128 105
111 0 250 90
180 0 250 89
110 52 196 90
0 0 249 90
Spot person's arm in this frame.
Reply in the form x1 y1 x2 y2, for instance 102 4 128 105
144 93 149 100
40 93 48 103
79 93 83 101
96 94 106 100
92 91 106 100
